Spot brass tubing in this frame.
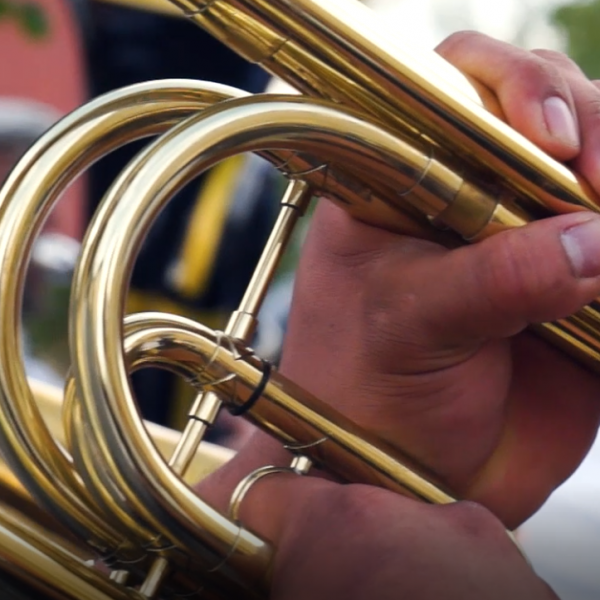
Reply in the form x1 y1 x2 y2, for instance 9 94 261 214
279 0 599 211
234 179 312 320
121 313 453 505
168 179 313 480
175 0 599 214
0 82 447 595
170 0 600 373
136 179 314 594
0 79 248 554
70 96 484 594
0 502 142 600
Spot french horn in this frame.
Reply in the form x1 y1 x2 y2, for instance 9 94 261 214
0 0 597 597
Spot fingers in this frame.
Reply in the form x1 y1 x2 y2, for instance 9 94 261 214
436 32 587 163
464 332 600 528
272 484 557 600
367 210 600 354
287 201 600 366
532 51 600 191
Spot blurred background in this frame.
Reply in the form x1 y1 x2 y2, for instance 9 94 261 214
1 0 600 597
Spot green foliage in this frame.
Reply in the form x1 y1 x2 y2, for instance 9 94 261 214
552 0 600 78
0 0 49 40
26 281 71 376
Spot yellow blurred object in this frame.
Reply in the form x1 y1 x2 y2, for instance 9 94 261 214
31 377 234 485
173 156 246 299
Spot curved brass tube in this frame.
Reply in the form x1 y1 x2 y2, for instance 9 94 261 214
175 0 600 372
178 0 599 213
0 79 247 557
121 312 453 503
67 94 479 593
0 0 587 596
0 81 474 597
2 69 595 600
0 378 233 600
0 502 143 600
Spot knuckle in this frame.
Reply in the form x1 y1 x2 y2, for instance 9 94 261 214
512 56 566 96
478 232 569 322
584 96 600 121
532 48 582 74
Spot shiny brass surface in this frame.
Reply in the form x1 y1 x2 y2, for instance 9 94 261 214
0 79 249 559
173 0 600 372
175 0 596 208
0 0 597 597
136 179 313 591
0 501 138 600
68 93 470 596
122 313 453 504
0 78 471 594
0 377 232 600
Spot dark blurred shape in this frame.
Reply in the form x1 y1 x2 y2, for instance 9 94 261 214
85 1 272 301
83 2 280 431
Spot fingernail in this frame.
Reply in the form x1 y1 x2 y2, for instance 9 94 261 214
561 217 600 278
543 97 580 147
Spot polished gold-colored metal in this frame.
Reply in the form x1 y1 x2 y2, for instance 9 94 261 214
173 0 600 371
228 455 313 524
137 179 313 593
0 377 232 600
119 313 452 504
65 93 471 597
0 0 598 596
0 80 251 562
0 75 455 596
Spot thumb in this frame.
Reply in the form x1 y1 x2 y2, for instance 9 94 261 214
401 211 600 348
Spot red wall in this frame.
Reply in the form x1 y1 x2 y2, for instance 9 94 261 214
0 0 87 239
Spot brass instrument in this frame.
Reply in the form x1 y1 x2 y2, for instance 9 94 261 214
0 0 597 597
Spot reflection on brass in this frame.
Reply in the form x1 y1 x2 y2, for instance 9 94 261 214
0 0 596 596
174 0 600 371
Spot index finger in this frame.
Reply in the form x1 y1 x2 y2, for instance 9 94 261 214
436 32 584 162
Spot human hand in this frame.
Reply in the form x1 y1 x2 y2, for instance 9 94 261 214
194 31 599 600
278 32 600 530
264 478 557 600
